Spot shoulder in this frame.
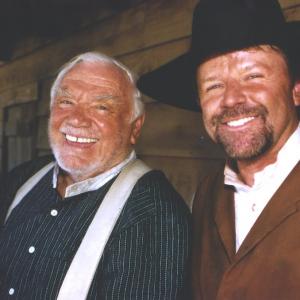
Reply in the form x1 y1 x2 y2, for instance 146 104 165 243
0 155 54 223
2 155 54 187
134 169 190 213
117 169 191 230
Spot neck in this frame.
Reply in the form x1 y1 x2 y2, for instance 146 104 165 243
56 151 133 197
57 170 96 198
57 171 74 198
236 153 277 186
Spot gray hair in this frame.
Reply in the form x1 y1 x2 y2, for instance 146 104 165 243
50 52 144 120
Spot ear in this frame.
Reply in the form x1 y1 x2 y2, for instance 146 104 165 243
293 80 300 106
130 113 145 145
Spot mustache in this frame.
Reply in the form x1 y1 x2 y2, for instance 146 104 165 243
211 104 268 126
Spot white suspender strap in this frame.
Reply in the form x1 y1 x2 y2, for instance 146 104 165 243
57 159 151 300
5 162 55 222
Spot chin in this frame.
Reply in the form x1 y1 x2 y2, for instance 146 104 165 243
60 160 101 179
52 148 97 177
221 138 273 161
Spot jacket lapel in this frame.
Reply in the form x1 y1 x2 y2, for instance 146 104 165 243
235 162 300 261
214 176 236 262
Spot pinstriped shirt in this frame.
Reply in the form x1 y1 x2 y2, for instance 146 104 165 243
0 158 191 300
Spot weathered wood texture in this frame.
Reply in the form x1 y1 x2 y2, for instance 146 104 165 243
0 0 299 204
3 101 37 171
0 0 298 94
140 155 224 209
0 0 196 94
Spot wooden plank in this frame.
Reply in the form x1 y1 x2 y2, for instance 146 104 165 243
0 0 196 95
284 5 300 20
121 37 190 76
136 102 225 159
140 0 195 48
0 109 5 125
36 116 50 150
0 146 3 171
37 77 54 116
9 0 150 61
4 102 37 136
11 7 116 60
6 137 33 171
141 155 224 209
4 107 22 136
280 0 300 8
37 149 52 157
0 82 38 108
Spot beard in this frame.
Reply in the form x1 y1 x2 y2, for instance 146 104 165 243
51 144 99 177
212 104 274 160
48 131 102 180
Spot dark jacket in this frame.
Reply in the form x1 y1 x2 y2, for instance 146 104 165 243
0 156 191 300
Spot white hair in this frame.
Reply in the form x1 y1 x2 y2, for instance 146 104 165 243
50 51 144 120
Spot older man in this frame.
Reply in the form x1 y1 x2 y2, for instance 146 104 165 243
0 52 191 299
138 0 300 299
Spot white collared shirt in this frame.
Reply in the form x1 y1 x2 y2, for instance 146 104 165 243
53 151 136 198
224 124 300 251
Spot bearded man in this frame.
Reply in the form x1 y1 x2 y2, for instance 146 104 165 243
138 0 300 299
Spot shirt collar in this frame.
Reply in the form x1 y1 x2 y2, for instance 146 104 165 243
53 151 136 197
224 123 300 191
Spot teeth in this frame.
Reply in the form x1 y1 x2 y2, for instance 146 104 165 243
65 134 97 143
77 137 97 143
227 117 255 127
66 134 77 142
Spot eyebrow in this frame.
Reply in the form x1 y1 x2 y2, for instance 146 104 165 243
56 88 121 101
94 95 121 101
201 63 268 83
56 87 73 97
201 75 221 83
242 61 270 72
241 64 258 72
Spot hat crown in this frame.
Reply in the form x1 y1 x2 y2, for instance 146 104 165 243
191 0 287 63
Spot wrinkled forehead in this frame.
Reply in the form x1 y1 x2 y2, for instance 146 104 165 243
197 45 289 77
60 61 133 94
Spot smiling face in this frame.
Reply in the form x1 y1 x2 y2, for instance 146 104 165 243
197 46 299 161
48 61 144 182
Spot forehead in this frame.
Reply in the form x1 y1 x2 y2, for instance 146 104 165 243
60 61 132 94
197 46 288 79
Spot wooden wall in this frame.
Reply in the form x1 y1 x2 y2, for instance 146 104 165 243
0 0 299 208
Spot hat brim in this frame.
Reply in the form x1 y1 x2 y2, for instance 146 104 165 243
287 21 300 74
137 53 200 111
137 21 300 112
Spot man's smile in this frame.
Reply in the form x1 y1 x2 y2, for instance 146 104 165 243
225 116 256 127
65 134 98 144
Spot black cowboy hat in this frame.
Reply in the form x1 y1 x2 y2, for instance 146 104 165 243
137 0 300 111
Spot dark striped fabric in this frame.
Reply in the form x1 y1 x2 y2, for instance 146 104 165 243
0 157 191 300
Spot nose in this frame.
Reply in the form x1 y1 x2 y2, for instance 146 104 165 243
67 107 91 128
221 79 246 108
